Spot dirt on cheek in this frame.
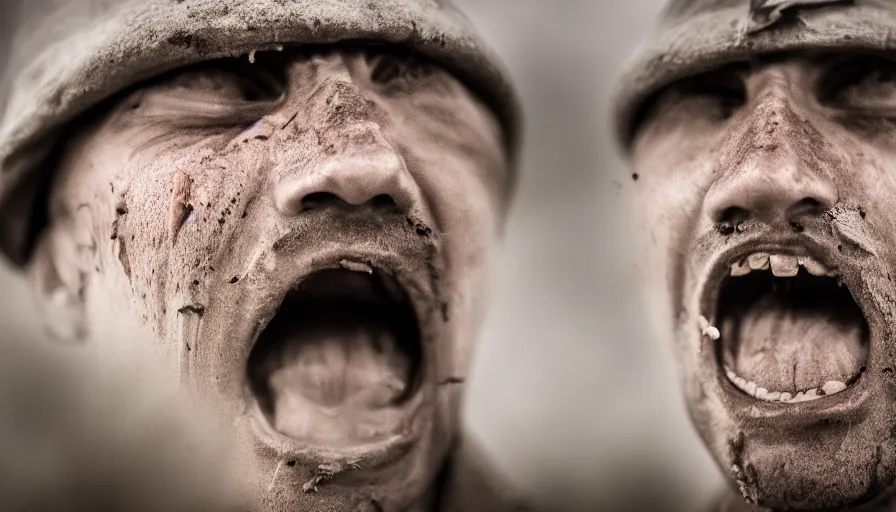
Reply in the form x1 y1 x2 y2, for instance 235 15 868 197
170 171 194 245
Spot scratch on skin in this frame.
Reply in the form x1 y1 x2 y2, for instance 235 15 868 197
836 422 853 455
280 110 299 130
118 238 132 280
268 460 284 492
177 303 205 316
170 171 193 245
113 201 130 278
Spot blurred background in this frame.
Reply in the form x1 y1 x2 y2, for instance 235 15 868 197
0 1 724 510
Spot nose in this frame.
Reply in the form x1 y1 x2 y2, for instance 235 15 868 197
702 86 839 227
274 123 421 216
703 160 838 226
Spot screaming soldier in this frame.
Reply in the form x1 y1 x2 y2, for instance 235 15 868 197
0 0 524 510
615 0 896 510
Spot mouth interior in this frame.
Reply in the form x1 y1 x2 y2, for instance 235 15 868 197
247 268 422 445
718 264 869 402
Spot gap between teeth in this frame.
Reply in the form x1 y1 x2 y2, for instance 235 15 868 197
724 366 848 403
731 253 837 278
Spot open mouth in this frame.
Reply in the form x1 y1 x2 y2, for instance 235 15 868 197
716 252 869 403
246 267 423 447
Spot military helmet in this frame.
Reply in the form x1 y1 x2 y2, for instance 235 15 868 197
613 0 896 150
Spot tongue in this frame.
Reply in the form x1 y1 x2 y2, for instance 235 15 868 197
724 294 866 393
265 313 411 438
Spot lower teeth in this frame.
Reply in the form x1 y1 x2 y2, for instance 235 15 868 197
725 367 849 403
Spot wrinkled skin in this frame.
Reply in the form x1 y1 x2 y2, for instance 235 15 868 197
29 46 507 511
630 53 896 511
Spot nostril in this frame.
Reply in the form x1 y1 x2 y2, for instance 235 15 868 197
370 194 399 213
300 192 343 212
299 192 400 213
789 197 826 218
715 206 751 226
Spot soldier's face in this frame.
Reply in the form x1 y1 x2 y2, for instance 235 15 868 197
36 47 507 510
630 54 896 510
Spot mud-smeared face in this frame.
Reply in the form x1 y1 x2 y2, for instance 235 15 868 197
630 54 896 510
35 47 507 511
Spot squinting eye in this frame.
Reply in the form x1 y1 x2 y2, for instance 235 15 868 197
636 69 746 131
135 58 286 128
165 60 285 103
820 55 896 111
368 52 434 85
670 71 746 119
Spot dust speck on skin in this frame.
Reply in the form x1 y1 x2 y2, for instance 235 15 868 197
406 216 434 238
716 222 736 236
170 171 193 245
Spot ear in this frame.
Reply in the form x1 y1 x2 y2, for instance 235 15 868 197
27 228 89 343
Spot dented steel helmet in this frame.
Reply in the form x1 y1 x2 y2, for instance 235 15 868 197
613 0 896 151
0 0 520 266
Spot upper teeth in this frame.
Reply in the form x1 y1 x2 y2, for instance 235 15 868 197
731 253 835 278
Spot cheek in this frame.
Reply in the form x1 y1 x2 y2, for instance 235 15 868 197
630 133 718 316
112 146 267 322
381 82 507 207
386 92 505 279
844 151 896 256
433 173 496 373
396 136 501 374
412 147 499 291
631 144 709 260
